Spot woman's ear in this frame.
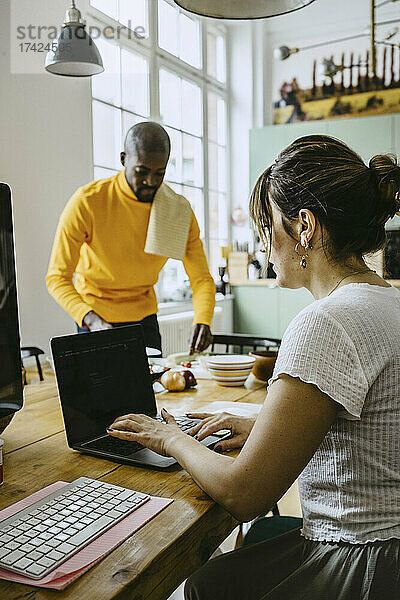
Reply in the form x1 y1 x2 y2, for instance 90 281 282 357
298 209 316 247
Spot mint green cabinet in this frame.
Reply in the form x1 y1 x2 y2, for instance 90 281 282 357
250 121 328 187
233 285 313 339
389 114 400 230
250 114 400 188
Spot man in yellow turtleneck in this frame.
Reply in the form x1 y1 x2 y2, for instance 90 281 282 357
46 122 215 354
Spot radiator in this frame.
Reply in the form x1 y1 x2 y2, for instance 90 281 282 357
158 307 223 357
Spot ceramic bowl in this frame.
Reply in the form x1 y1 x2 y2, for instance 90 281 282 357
248 350 278 382
206 355 255 386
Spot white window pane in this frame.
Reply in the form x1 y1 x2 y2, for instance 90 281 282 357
218 193 228 239
207 32 217 80
122 111 145 145
179 13 201 68
162 259 188 301
209 191 218 239
165 181 183 194
208 143 218 191
182 186 204 235
94 166 119 181
217 97 227 145
90 0 118 19
207 30 226 83
121 50 149 116
159 69 181 129
208 239 227 279
216 34 226 82
119 0 148 33
91 39 121 105
217 146 227 192
182 79 202 136
158 0 178 57
92 101 121 170
208 92 217 143
183 134 202 187
165 127 182 183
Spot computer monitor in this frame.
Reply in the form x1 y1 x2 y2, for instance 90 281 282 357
0 183 23 420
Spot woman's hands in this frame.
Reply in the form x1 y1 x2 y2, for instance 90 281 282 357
107 408 184 457
107 410 257 457
186 412 257 451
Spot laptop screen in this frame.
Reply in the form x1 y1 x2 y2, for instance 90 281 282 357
0 183 24 417
51 325 157 446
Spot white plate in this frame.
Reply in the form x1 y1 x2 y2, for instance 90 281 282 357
207 355 255 367
146 347 162 357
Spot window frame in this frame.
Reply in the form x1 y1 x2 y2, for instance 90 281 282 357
89 0 230 295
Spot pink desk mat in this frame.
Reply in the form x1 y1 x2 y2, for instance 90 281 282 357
0 481 173 590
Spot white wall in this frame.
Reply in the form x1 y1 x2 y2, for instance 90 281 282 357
0 0 93 353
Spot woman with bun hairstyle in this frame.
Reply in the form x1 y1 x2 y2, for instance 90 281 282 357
108 135 400 599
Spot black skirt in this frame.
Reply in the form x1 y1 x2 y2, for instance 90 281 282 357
184 528 400 600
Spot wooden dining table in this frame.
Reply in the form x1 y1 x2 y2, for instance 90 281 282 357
0 368 267 600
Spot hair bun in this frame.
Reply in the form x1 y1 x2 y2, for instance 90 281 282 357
368 154 400 220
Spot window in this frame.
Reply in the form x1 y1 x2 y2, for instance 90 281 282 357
158 0 201 69
92 38 150 177
160 69 203 231
207 27 226 83
90 1 228 299
90 0 148 32
208 92 228 277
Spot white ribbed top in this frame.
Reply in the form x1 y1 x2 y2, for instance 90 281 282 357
268 283 400 543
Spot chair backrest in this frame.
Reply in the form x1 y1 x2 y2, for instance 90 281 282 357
211 333 281 354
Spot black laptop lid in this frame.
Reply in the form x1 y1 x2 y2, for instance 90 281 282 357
51 325 157 446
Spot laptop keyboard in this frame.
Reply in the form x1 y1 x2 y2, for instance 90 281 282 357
0 477 149 580
156 415 199 432
82 416 199 457
82 436 144 456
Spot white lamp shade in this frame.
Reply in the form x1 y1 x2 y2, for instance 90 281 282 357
173 0 316 19
45 24 104 77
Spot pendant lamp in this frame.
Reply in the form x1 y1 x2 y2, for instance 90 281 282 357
172 0 316 20
45 1 104 77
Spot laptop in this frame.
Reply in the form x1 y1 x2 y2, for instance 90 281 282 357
51 324 228 468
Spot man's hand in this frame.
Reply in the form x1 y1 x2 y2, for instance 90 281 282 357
189 324 212 355
83 310 112 332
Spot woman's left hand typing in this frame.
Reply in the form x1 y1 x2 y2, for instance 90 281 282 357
107 408 184 456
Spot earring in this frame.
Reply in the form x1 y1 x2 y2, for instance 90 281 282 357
295 242 309 269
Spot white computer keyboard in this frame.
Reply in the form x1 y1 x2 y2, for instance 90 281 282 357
0 477 149 579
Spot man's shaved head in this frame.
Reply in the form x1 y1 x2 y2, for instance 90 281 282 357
124 121 170 157
121 122 170 202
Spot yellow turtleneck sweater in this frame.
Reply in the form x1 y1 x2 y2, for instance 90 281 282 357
46 171 215 327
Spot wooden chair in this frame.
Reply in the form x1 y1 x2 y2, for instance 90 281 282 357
211 333 281 353
21 347 45 382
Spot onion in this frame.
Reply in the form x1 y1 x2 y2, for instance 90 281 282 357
181 370 197 388
160 370 186 392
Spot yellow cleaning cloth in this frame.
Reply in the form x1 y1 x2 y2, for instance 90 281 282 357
144 184 192 260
